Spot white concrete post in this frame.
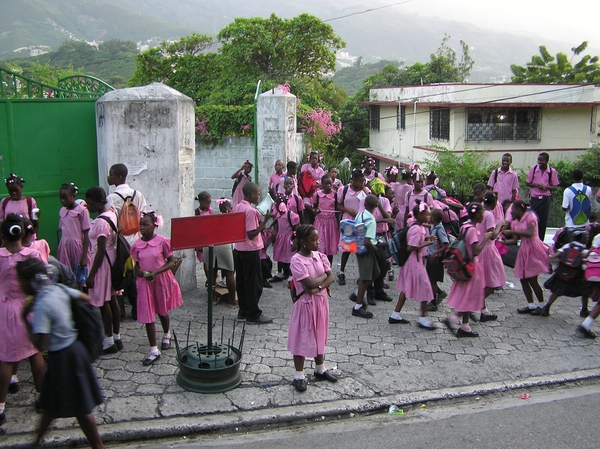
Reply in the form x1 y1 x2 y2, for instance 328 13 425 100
256 88 298 198
96 83 196 291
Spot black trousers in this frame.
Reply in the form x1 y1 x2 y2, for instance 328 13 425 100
530 196 551 241
233 249 263 320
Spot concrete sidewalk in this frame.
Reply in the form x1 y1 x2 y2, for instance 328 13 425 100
2 253 600 448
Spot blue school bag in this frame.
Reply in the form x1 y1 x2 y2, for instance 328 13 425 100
568 186 591 226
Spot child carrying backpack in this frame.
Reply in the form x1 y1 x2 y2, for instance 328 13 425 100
541 230 593 317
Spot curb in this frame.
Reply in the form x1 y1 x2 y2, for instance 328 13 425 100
4 367 600 448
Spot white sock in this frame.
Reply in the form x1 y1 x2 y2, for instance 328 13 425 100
150 346 160 356
339 271 344 275
538 302 546 308
9 375 18 384
418 316 432 326
294 371 305 380
528 303 537 309
113 333 121 341
103 336 115 349
354 304 363 311
0 402 5 413
163 331 171 339
315 364 325 374
390 311 403 320
582 317 595 330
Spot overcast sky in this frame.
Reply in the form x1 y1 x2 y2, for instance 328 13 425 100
394 0 596 46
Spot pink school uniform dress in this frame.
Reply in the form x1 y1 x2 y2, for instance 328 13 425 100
374 196 392 236
363 169 384 182
405 190 434 225
287 251 331 358
194 206 213 263
396 224 434 302
312 189 338 256
88 210 118 308
512 211 550 279
0 196 37 221
58 202 91 269
391 182 411 229
131 235 183 323
269 171 285 197
300 164 325 205
29 239 50 264
0 246 43 363
273 195 303 265
337 185 366 221
446 225 485 313
331 178 343 192
232 173 251 207
476 210 506 289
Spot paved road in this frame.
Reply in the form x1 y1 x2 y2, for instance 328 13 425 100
2 250 600 448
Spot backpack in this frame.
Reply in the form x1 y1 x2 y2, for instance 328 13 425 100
442 225 475 282
567 186 591 226
2 196 34 220
555 243 586 281
114 191 140 236
286 209 300 232
58 285 103 361
289 278 304 303
585 248 600 282
98 215 132 291
389 225 413 267
297 170 318 198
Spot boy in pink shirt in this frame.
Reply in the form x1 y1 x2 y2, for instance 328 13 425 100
525 152 559 240
233 183 273 324
487 153 519 204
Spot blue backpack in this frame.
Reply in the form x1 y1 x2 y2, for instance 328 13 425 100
568 186 591 226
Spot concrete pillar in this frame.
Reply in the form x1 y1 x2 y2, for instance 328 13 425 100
95 83 196 291
256 88 298 197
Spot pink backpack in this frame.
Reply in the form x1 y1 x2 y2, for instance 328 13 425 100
585 247 600 282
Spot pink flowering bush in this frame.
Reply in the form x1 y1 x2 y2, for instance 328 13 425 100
195 116 212 141
299 107 342 151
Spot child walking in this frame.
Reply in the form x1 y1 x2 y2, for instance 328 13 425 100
389 201 437 329
312 175 338 265
131 211 183 366
288 225 336 392
231 160 253 207
426 208 449 312
502 200 550 314
57 183 91 276
442 203 494 338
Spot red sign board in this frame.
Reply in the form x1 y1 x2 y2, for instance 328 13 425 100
170 213 246 250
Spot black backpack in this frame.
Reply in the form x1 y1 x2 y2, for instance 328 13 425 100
389 224 415 267
98 215 132 291
58 285 103 361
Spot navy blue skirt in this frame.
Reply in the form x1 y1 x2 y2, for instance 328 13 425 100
40 339 104 419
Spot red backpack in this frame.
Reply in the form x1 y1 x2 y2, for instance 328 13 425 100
555 243 586 281
442 225 475 282
297 171 317 198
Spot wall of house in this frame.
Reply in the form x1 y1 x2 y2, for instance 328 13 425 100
370 104 599 171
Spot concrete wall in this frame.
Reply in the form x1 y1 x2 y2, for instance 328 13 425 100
96 83 196 291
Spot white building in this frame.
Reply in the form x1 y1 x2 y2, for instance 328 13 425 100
359 83 600 170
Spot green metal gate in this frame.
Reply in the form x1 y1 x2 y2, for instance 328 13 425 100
0 68 113 252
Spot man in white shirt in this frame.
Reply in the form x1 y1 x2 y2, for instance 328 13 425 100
106 163 147 320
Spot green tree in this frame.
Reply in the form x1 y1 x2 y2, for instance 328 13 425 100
510 41 600 84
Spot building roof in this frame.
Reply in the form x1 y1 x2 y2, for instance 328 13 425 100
360 83 600 108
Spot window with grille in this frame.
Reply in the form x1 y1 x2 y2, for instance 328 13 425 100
397 105 406 130
430 107 450 140
466 107 541 141
370 105 380 131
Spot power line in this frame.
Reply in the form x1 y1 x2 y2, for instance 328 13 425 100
324 0 416 22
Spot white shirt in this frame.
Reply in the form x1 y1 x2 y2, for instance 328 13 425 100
562 182 592 228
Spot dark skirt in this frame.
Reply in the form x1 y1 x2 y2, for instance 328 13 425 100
40 339 104 419
544 270 594 298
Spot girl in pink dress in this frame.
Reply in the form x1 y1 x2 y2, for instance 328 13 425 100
0 173 38 224
312 175 338 264
503 200 550 314
271 178 303 282
442 203 494 338
57 183 91 276
268 160 286 199
288 225 336 392
85 186 122 354
361 156 384 182
474 192 506 322
300 152 326 222
0 214 45 427
131 211 183 366
21 218 50 263
328 166 343 192
195 191 213 286
389 201 437 330
404 170 434 226
231 161 253 207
